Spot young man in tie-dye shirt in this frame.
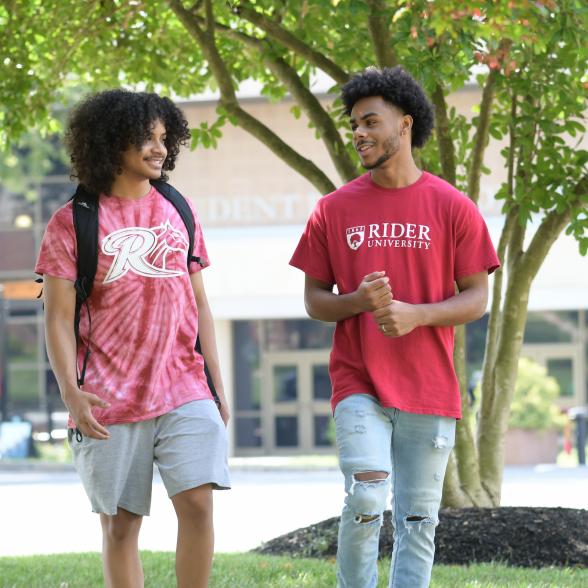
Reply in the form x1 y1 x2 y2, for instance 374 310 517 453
36 90 230 588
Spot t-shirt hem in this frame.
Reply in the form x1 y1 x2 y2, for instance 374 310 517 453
455 260 500 280
34 267 76 282
68 393 213 427
332 389 461 419
189 259 210 275
289 260 334 285
378 401 461 419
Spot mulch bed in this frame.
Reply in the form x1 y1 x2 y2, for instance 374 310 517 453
254 507 588 568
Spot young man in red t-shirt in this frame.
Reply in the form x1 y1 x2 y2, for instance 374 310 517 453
290 67 499 587
37 90 230 588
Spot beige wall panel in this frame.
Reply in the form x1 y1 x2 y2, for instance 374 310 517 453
172 99 338 227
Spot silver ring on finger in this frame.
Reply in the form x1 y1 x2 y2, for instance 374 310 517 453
380 324 387 333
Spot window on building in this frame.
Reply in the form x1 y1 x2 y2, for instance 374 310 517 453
546 358 574 397
524 311 578 343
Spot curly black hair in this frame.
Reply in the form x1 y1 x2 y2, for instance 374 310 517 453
341 66 435 149
65 89 191 195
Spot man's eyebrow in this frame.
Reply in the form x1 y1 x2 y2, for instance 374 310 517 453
349 112 380 124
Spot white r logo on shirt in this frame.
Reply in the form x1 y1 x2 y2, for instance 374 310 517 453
101 222 187 283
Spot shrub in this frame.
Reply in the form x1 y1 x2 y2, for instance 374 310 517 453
509 357 567 431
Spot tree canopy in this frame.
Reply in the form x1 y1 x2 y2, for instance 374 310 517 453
1 0 587 505
2 2 586 246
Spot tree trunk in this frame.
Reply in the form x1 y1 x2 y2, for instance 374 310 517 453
478 263 532 504
444 324 494 507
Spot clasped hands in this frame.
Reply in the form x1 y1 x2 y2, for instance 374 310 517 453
354 271 423 337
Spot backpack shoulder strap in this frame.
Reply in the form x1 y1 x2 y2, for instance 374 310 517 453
150 180 201 268
71 184 99 386
71 184 99 299
150 180 218 405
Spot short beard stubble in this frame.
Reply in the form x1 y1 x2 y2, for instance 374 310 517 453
362 133 400 171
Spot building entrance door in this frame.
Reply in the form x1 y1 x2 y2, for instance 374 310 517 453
262 350 333 454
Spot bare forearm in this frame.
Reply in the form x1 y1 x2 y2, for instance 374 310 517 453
197 300 225 398
45 317 78 395
419 288 487 327
42 277 110 438
374 274 489 338
305 288 363 323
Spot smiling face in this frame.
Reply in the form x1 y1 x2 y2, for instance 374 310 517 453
350 96 411 170
119 119 168 181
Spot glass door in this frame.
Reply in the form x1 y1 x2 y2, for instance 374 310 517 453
263 350 333 454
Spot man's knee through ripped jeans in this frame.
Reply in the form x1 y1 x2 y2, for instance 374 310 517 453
347 471 389 525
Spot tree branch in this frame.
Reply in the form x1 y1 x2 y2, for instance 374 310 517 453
486 208 516 363
432 83 456 185
229 105 337 193
233 1 350 85
167 0 336 195
213 20 359 182
467 69 499 204
187 0 203 15
203 0 214 33
506 91 517 201
520 179 586 283
507 219 525 274
477 176 587 499
478 206 517 424
366 0 397 68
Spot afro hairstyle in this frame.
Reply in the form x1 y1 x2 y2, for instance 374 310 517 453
341 66 435 149
65 89 191 195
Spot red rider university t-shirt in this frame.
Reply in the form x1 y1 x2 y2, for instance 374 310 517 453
290 171 500 419
35 185 213 426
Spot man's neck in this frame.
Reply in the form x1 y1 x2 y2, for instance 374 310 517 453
370 153 422 189
109 175 152 200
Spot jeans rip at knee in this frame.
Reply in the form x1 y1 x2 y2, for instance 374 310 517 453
346 474 390 525
403 513 439 533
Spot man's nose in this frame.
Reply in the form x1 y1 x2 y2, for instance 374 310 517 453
353 126 367 140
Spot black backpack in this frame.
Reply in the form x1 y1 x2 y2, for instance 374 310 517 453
50 180 219 405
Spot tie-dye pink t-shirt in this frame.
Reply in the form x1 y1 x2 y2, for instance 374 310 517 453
35 185 213 426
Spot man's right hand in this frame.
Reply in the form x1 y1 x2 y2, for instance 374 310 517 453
353 271 394 312
62 385 111 440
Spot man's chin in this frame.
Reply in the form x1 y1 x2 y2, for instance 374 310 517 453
361 152 393 171
143 169 163 180
361 157 385 171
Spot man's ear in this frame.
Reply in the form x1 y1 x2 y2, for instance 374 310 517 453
401 115 413 136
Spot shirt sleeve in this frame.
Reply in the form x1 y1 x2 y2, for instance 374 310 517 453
453 197 500 280
34 205 77 282
289 198 335 285
186 198 210 274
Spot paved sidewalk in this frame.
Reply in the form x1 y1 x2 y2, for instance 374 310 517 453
0 461 586 557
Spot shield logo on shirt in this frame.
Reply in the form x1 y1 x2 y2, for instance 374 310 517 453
346 226 365 250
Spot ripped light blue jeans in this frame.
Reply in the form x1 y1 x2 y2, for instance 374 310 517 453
334 393 456 588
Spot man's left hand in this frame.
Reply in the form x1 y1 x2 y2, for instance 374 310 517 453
217 401 231 427
373 301 424 337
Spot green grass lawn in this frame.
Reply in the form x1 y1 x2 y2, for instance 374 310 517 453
0 552 586 587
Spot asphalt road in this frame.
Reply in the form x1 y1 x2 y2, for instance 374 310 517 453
0 466 586 557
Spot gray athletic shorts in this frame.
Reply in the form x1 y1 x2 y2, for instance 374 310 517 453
69 399 231 516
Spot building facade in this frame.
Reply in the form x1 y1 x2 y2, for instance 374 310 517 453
1 89 587 456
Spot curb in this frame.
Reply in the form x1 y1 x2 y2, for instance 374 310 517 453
0 459 341 474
